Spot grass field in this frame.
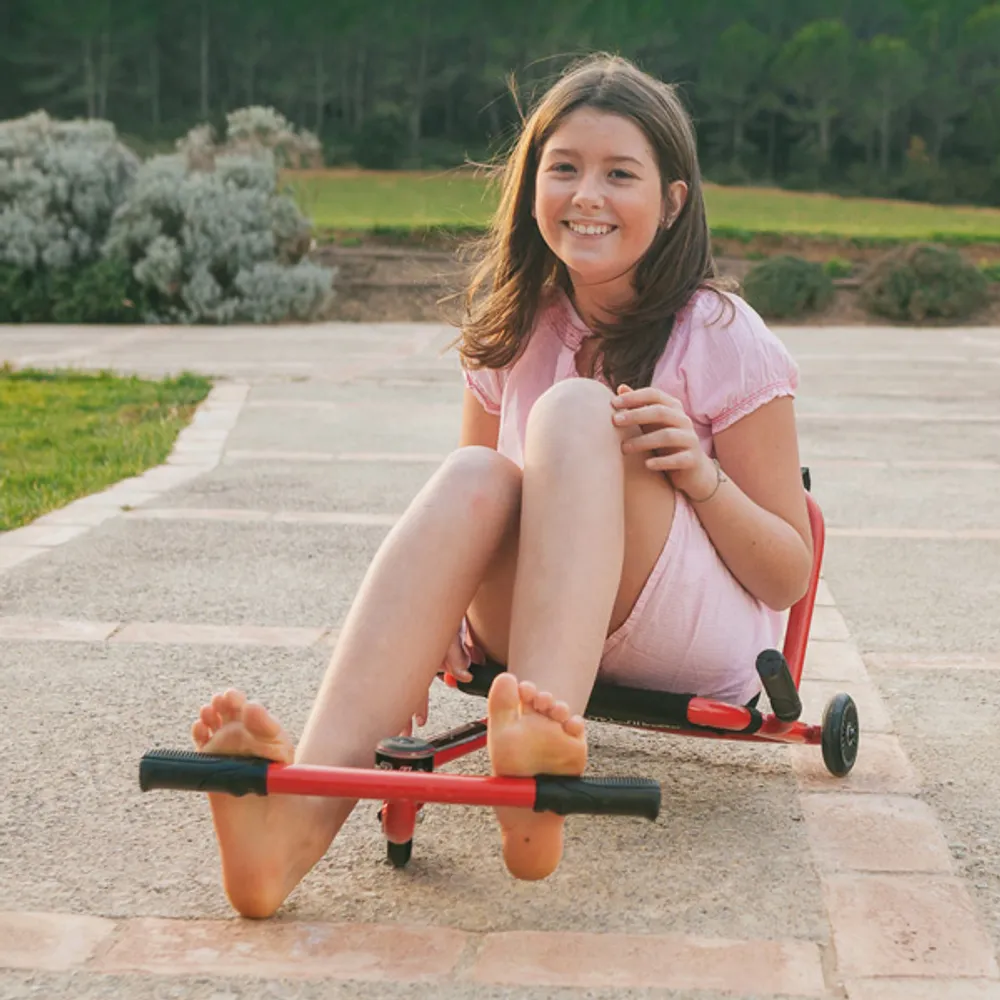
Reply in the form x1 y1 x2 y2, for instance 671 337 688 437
0 367 212 531
286 169 1000 243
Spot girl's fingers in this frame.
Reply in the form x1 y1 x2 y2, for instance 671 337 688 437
612 402 684 427
644 451 699 472
444 635 473 682
622 428 691 453
612 386 680 408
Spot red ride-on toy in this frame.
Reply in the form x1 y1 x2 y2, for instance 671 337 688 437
139 469 858 868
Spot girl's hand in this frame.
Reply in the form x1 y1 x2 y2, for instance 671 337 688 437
610 384 717 499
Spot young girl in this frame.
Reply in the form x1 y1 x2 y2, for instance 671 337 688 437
191 54 812 918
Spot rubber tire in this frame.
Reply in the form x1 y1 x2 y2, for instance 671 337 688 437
387 839 413 868
821 693 859 777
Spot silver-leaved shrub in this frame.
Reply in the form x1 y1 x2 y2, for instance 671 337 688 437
105 107 333 323
0 111 139 271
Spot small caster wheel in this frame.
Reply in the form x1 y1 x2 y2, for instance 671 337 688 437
387 839 413 868
822 693 859 777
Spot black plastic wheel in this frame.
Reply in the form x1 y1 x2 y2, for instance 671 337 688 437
387 839 413 868
821 693 859 777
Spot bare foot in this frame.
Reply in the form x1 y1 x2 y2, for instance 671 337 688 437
192 689 306 918
487 673 587 880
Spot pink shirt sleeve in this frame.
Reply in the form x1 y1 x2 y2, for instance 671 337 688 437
463 365 506 416
678 292 799 435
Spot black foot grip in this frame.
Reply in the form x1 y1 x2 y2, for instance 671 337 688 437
139 749 270 796
534 776 660 821
756 650 802 722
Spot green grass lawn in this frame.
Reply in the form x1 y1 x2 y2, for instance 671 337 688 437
0 367 212 532
286 169 1000 243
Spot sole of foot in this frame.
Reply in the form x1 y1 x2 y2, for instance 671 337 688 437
193 688 300 918
486 673 587 881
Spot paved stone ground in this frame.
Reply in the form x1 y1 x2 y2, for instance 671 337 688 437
1 319 999 999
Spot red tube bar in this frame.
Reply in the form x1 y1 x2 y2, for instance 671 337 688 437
267 763 538 808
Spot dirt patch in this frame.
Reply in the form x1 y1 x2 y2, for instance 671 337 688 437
314 239 1000 326
711 233 1000 267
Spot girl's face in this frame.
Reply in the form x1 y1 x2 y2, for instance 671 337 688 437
534 108 667 315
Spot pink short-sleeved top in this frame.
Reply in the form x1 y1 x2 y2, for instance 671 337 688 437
463 286 799 469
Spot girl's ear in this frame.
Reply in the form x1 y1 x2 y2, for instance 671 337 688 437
666 180 689 225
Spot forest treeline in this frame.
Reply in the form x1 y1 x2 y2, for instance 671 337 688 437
3 0 1000 205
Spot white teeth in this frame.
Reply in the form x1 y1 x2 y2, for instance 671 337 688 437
567 222 613 236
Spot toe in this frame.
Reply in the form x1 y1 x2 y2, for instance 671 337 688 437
517 680 538 707
199 705 221 731
488 673 522 727
212 689 246 723
532 691 554 715
243 701 284 742
548 702 571 724
564 715 586 738
192 719 210 748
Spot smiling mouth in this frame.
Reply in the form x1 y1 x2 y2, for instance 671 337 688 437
564 221 617 236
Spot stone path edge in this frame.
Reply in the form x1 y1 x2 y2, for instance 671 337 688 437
793 589 1000 989
0 912 831 995
0 380 250 574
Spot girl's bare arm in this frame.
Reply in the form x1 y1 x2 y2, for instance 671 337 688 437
459 388 501 449
696 397 813 611
612 387 811 612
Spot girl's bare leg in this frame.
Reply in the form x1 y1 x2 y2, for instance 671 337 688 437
192 446 522 918
475 379 676 880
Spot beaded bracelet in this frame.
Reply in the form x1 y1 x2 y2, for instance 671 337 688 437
686 458 727 504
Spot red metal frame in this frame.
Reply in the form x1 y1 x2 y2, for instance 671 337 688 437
378 493 829 842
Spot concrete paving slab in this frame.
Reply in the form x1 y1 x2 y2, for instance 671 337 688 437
0 547 44 571
800 370 1000 399
0 912 116 971
863 667 1000 953
823 873 999 978
146 461 435 515
0 327 86 358
0 520 384 627
800 793 954 873
811 466 1000 531
823 538 1000 654
226 402 460 455
248 379 464 406
799 419 1000 463
10 324 446 382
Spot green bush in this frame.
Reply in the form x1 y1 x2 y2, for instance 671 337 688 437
50 257 143 323
743 255 835 319
980 262 1000 283
859 243 989 322
823 257 854 279
0 258 142 323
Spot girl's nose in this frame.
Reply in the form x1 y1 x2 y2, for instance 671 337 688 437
571 172 605 210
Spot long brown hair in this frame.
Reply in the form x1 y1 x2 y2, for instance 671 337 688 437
456 53 734 390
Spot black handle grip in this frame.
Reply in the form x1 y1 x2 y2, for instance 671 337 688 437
533 775 660 821
756 649 802 722
139 749 270 796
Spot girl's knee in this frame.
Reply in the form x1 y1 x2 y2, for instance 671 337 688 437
527 379 616 443
438 446 522 510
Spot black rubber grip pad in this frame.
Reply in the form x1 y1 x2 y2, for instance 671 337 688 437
533 775 660 820
139 749 270 796
756 649 802 722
